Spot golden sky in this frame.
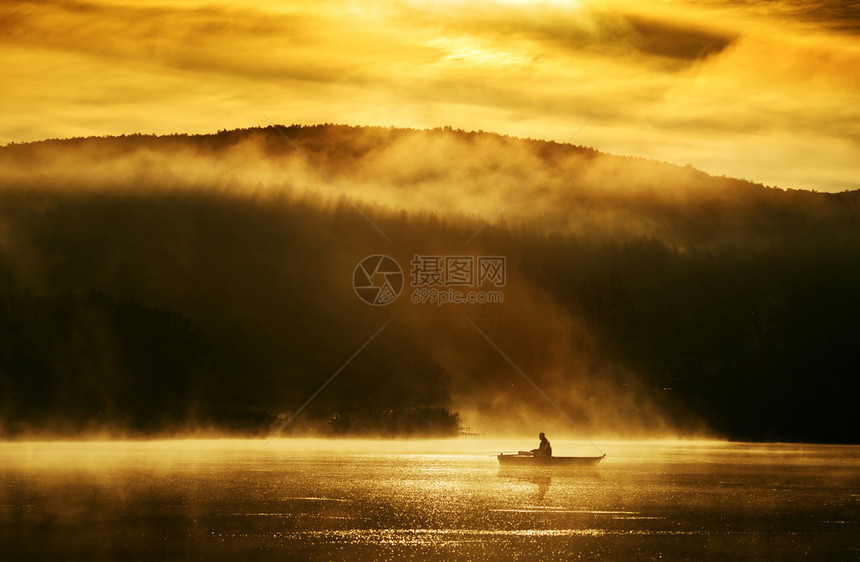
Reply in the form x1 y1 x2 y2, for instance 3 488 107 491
2 0 859 191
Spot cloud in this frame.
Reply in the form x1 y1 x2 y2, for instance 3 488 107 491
0 0 858 191
429 4 737 64
621 14 736 60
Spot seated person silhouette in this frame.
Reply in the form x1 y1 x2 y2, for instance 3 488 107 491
529 432 552 457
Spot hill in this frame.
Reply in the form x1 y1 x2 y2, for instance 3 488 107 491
0 125 858 442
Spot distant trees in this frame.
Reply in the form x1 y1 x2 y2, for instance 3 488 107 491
517 235 860 443
0 125 857 441
0 292 212 435
0 292 461 437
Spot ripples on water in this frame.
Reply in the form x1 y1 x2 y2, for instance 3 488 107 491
1 439 858 560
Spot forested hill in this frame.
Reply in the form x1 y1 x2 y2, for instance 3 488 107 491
0 125 858 442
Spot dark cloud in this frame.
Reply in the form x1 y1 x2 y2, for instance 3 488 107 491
698 0 860 33
430 6 736 66
621 14 737 61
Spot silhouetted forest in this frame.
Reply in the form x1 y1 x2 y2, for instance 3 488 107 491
0 125 857 442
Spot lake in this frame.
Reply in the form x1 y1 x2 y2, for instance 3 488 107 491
1 439 858 560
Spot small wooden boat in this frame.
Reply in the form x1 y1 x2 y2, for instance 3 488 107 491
497 452 605 467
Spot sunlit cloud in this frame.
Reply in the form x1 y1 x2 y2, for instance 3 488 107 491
1 0 858 190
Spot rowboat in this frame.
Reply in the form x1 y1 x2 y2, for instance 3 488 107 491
497 452 606 467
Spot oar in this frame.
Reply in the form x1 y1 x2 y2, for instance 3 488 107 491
491 451 535 457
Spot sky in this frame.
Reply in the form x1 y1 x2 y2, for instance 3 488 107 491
2 0 859 191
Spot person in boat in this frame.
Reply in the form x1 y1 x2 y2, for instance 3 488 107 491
530 432 552 457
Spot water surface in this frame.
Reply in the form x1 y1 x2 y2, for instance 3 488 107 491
2 439 858 560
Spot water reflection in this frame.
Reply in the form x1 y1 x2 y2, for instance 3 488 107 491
497 468 553 501
1 440 858 560
497 466 604 502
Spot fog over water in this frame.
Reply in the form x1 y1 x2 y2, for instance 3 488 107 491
2 439 858 560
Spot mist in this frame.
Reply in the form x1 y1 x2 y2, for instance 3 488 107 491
4 0 860 193
0 125 858 443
